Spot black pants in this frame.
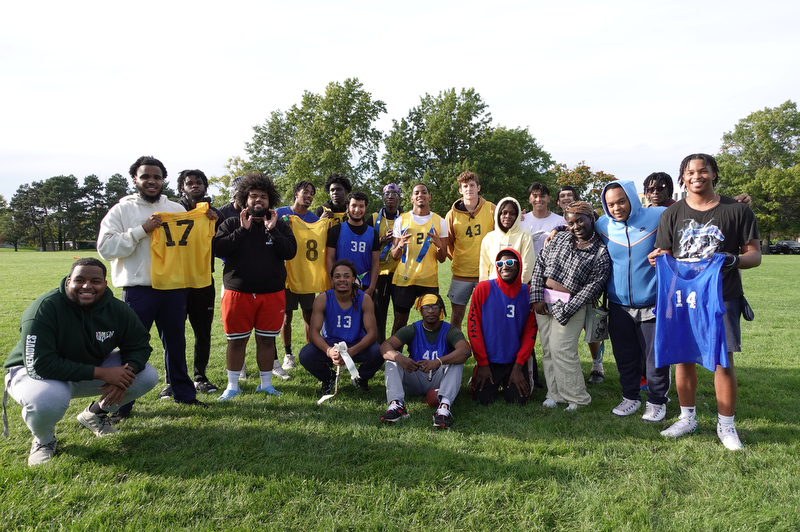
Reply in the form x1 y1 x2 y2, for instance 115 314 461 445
186 282 215 380
608 302 670 404
372 273 394 344
471 362 530 406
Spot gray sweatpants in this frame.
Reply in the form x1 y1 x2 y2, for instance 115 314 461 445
5 351 159 444
384 361 464 406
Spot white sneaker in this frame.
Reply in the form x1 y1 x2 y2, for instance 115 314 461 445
565 403 578 411
642 402 667 422
273 360 291 380
542 398 558 408
717 423 744 450
28 438 57 466
661 415 698 438
239 362 247 380
612 398 642 417
282 354 296 370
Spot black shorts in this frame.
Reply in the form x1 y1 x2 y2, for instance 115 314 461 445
392 285 439 313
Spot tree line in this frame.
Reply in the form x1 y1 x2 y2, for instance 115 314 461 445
1 80 797 250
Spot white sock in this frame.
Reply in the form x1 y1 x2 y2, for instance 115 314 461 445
226 370 241 391
260 370 273 389
718 413 735 426
680 406 696 418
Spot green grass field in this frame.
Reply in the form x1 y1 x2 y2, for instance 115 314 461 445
1 250 799 530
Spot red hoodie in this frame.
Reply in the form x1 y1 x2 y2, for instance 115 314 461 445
467 247 538 366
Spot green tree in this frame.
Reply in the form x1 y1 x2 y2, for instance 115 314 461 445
10 182 47 250
551 161 617 211
81 174 107 242
465 126 555 208
717 100 800 240
245 78 387 205
0 195 21 250
209 155 247 208
383 88 492 215
105 173 130 208
41 175 81 250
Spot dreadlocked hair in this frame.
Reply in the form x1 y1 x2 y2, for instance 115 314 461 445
330 259 361 311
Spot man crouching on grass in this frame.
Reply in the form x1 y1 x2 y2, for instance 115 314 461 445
3 258 158 466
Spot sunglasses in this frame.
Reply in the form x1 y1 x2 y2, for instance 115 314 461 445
496 258 519 268
647 184 667 193
421 304 441 312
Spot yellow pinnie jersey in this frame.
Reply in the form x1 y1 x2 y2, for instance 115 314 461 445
285 216 330 293
150 202 214 290
321 206 348 227
371 210 401 275
447 200 495 279
394 212 442 288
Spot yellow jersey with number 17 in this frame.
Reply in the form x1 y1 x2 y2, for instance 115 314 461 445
285 216 330 293
150 202 215 290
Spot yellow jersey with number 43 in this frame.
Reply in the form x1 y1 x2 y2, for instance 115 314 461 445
285 216 330 293
150 202 215 290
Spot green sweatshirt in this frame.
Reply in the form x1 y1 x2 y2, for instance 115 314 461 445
4 277 152 380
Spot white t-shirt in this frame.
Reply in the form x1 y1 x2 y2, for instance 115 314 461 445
519 211 565 257
392 212 449 238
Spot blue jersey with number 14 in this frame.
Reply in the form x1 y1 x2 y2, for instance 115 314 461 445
654 253 728 371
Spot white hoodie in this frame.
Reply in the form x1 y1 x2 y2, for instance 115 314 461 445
98 193 184 288
478 196 535 284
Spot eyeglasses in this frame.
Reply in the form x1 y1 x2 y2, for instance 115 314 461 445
496 258 519 268
647 184 667 193
383 192 399 198
420 304 441 312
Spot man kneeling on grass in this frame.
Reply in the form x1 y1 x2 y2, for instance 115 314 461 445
468 248 537 406
379 295 471 429
3 258 158 466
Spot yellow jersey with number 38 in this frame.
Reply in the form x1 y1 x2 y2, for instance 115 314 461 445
285 216 330 293
150 202 215 289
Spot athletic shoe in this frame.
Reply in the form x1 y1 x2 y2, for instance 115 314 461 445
542 398 558 408
255 384 282 396
273 360 291 380
77 404 119 437
108 408 131 425
176 399 209 408
239 363 247 380
158 384 173 399
381 401 410 423
642 402 667 422
612 398 642 417
28 438 57 466
282 354 296 370
352 376 369 392
717 423 744 450
588 369 605 384
640 376 648 392
565 403 579 411
433 405 453 429
661 415 698 438
194 377 219 394
320 378 335 396
217 388 242 402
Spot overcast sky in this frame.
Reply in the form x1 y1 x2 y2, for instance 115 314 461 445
2 0 798 202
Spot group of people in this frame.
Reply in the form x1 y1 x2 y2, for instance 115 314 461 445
3 153 759 466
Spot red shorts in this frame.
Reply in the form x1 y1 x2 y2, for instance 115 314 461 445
221 289 285 340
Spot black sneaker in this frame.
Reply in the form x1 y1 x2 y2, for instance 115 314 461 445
380 401 410 423
158 384 173 399
194 377 219 393
176 399 209 409
320 378 335 396
108 408 131 425
352 376 369 392
433 405 453 429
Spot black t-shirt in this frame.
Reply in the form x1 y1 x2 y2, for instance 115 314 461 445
655 195 759 300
